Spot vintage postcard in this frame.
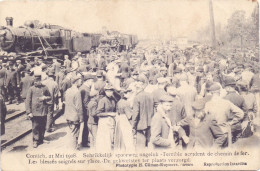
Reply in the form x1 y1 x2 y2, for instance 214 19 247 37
0 0 259 170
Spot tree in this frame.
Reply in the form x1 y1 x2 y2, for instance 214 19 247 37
249 3 259 47
226 10 248 50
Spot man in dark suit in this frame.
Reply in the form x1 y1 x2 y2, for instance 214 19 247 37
26 73 51 148
165 49 174 68
177 99 226 149
16 60 24 104
5 61 19 104
97 55 106 71
150 95 186 149
132 78 154 149
0 63 7 100
79 74 95 147
152 77 168 111
16 60 24 82
52 58 61 80
88 55 97 71
0 93 7 136
20 69 34 101
42 70 59 133
223 77 248 142
224 77 247 112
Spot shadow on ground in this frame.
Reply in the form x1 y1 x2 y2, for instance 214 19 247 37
7 109 19 115
44 132 67 141
1 140 7 144
53 122 67 131
9 145 28 152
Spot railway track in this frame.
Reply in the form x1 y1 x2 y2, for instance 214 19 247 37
1 108 64 150
5 110 26 123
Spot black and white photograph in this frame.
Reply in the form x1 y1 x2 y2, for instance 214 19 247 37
0 0 259 170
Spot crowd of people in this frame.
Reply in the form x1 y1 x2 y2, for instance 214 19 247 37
0 42 259 151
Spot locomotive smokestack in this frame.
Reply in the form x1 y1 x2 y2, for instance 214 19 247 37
6 17 13 27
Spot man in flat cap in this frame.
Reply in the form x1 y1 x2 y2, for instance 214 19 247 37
42 70 59 133
168 62 177 77
5 61 20 104
177 99 226 149
41 64 48 82
20 69 34 102
237 80 258 137
241 65 254 88
122 70 137 89
63 55 71 70
71 56 79 73
165 49 174 68
152 77 168 111
88 53 97 71
79 74 95 147
97 55 106 71
151 66 166 84
0 91 7 136
52 58 61 81
166 86 188 147
250 70 260 119
0 62 7 100
64 74 84 150
26 73 51 148
224 77 247 113
16 59 24 79
166 86 187 138
15 59 24 99
86 89 100 149
26 58 34 71
132 79 154 150
176 74 197 117
56 65 66 100
151 95 186 149
120 58 130 79
31 57 43 75
205 83 244 146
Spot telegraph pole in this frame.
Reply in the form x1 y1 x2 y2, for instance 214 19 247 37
209 0 217 49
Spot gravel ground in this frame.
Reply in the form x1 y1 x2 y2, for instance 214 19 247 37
5 103 25 119
1 103 28 144
2 112 68 153
1 114 31 145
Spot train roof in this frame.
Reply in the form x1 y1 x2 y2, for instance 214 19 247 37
48 25 66 29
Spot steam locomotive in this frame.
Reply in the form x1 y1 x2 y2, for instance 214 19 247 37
98 31 138 53
0 17 138 61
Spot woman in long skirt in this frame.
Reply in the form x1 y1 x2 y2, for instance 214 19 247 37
114 88 135 152
95 84 117 151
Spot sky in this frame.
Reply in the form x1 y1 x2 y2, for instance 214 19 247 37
0 0 257 39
